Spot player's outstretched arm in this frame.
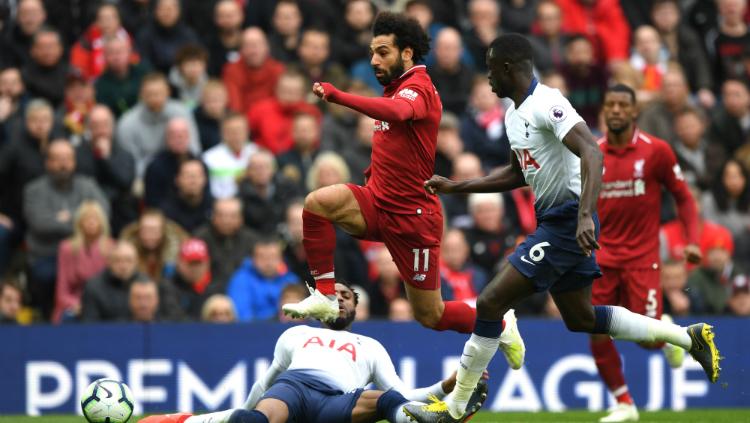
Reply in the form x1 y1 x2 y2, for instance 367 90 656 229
562 122 603 256
312 82 414 122
424 154 526 195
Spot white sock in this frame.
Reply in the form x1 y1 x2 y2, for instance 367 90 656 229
185 409 237 423
607 306 691 350
395 401 424 423
448 334 500 419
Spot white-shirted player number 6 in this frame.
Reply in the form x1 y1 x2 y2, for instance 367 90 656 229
529 241 551 262
412 248 429 271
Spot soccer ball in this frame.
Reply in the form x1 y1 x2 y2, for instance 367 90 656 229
80 378 135 423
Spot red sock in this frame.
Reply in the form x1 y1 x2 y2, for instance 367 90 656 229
435 301 477 333
302 209 336 296
591 338 633 404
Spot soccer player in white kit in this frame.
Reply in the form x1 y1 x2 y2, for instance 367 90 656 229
404 34 720 422
140 281 487 423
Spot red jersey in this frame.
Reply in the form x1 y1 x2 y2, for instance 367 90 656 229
597 129 698 269
365 65 442 214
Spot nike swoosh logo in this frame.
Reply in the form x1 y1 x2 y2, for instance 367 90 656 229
520 255 535 265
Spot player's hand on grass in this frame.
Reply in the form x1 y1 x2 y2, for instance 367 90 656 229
684 244 703 264
576 216 600 257
312 82 335 101
424 175 456 194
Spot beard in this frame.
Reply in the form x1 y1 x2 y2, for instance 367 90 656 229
373 57 405 86
325 309 356 330
606 121 631 135
49 169 74 187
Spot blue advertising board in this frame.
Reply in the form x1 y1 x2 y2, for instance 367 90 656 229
1 317 747 416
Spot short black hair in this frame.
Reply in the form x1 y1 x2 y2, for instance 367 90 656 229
372 11 431 63
333 278 359 306
488 33 533 65
605 83 637 104
566 34 592 49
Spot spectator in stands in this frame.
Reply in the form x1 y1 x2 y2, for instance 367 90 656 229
160 159 213 233
238 150 301 235
0 279 22 324
118 0 151 36
389 298 414 322
541 71 569 95
441 153 484 229
462 0 502 73
428 27 474 116
672 107 725 190
340 114 374 186
500 0 537 34
629 25 669 104
201 294 237 323
62 70 95 139
306 151 351 194
711 0 750 88
144 117 204 208
0 0 46 68
268 0 303 63
334 0 375 69
277 283 307 323
463 193 517 276
169 45 209 110
193 80 229 151
637 67 691 144
205 0 245 77
164 239 216 320
460 77 510 169
120 209 188 281
223 27 285 114
21 27 69 107
701 159 750 239
651 0 715 108
709 79 750 155
434 112 464 178
319 81 374 152
24 140 109 319
70 3 134 81
74 105 136 234
366 246 406 319
559 35 608 127
278 112 321 193
128 279 161 322
0 99 56 245
135 0 200 74
80 240 142 321
53 201 113 323
195 197 259 290
247 70 320 155
555 0 631 66
293 28 349 94
117 73 200 178
203 113 258 199
227 237 299 322
94 36 148 118
439 228 488 302
688 236 749 315
0 67 28 146
661 259 692 316
529 0 570 74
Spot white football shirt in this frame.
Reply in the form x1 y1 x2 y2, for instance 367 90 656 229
244 325 445 408
505 82 584 211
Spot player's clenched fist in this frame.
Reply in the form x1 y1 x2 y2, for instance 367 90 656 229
424 175 456 194
312 82 335 101
575 216 600 257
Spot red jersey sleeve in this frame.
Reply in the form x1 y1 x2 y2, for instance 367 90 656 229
657 141 699 244
394 84 430 120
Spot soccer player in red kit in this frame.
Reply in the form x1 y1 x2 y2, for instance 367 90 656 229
281 12 525 369
593 84 703 422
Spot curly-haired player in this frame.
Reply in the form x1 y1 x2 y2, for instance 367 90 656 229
281 11 525 371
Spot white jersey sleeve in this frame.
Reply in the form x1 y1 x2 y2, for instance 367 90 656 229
243 326 300 409
537 89 584 143
370 340 447 402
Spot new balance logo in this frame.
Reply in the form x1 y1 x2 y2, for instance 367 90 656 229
413 274 427 282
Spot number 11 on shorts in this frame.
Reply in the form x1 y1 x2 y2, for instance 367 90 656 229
413 248 429 271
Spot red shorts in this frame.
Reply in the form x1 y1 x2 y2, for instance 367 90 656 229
592 266 662 318
347 184 443 290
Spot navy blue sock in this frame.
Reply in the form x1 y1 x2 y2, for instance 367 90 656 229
228 409 269 423
473 318 503 338
376 389 409 422
593 305 614 334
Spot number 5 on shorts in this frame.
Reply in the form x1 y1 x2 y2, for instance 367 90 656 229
412 248 429 271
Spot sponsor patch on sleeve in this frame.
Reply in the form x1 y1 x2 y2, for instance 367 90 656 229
398 88 419 101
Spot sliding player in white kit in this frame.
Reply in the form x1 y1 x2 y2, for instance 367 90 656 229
140 280 487 423
404 34 720 422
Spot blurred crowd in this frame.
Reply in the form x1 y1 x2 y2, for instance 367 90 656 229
0 0 749 325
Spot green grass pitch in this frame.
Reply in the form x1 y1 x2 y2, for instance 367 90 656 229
2 410 750 423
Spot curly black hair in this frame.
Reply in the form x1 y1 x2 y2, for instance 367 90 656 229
372 11 431 63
